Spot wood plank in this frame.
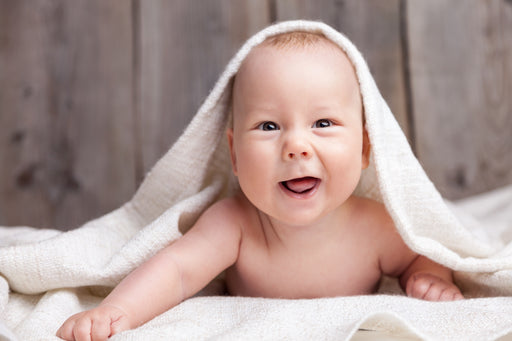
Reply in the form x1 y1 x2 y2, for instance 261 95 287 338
407 0 512 199
136 0 272 175
0 0 136 230
274 0 410 138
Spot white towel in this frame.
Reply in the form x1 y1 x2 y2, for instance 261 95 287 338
1 20 512 340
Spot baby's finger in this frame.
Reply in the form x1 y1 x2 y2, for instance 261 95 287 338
56 318 77 340
438 287 456 301
438 286 465 301
422 283 444 301
446 289 464 301
91 318 111 341
453 292 464 300
72 317 93 341
407 275 432 299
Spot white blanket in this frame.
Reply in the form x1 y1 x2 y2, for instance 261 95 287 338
1 20 512 340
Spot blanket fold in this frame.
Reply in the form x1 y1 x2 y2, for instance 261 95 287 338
1 20 511 340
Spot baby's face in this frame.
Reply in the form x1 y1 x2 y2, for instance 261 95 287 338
227 41 369 226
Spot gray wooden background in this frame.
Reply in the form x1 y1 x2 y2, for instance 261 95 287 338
1 0 511 230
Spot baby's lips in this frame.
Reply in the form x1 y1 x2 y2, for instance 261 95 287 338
282 177 319 193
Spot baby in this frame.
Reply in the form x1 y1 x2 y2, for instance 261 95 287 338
57 31 463 340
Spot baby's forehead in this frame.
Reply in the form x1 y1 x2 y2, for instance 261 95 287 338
234 32 360 99
240 32 356 78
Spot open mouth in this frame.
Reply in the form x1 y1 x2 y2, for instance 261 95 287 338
280 177 320 198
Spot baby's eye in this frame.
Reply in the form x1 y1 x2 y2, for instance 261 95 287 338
313 119 333 128
258 121 279 131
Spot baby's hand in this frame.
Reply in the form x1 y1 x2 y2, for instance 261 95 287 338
405 272 464 301
56 304 131 341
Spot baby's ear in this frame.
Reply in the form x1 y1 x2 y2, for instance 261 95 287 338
361 128 371 169
226 128 238 175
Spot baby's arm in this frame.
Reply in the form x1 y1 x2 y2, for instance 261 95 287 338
399 255 463 301
376 208 463 301
57 199 242 340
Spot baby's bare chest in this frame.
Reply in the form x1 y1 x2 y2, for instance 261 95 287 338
225 240 382 299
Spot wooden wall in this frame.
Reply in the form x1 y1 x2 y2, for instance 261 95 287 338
1 0 511 230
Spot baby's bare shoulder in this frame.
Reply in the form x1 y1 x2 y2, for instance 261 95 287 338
199 194 254 232
208 194 251 219
350 196 416 270
350 196 394 233
191 196 245 239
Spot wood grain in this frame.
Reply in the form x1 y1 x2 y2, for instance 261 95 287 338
0 0 136 229
407 0 512 199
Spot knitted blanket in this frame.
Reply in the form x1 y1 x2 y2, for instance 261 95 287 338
1 20 512 340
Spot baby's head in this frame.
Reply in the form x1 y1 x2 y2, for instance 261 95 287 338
227 31 370 225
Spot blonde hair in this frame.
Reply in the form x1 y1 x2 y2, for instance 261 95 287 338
259 31 330 49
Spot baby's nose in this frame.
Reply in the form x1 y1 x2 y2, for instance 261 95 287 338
282 135 313 161
287 150 310 160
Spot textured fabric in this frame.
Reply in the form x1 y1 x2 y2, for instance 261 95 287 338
1 20 511 340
